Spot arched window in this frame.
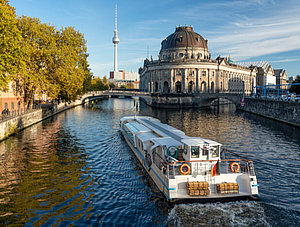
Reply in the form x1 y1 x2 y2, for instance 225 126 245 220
188 81 194 93
155 82 159 92
201 82 206 93
175 81 181 93
211 82 215 93
163 81 169 93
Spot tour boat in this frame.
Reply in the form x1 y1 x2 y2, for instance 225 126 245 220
120 116 259 202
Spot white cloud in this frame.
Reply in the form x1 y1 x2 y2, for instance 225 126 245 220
271 58 300 63
208 6 300 60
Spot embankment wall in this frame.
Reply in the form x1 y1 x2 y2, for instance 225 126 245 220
0 100 81 141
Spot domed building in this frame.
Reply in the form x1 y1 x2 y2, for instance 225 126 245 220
139 26 257 95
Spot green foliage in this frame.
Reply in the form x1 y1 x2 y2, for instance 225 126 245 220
102 75 108 84
0 0 24 89
17 16 59 104
109 82 115 89
17 16 92 103
88 77 108 91
54 26 91 101
290 75 300 94
1 0 92 104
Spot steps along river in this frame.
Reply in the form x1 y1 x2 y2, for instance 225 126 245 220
0 98 299 226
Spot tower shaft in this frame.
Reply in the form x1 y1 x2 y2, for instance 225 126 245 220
114 44 118 72
112 4 120 72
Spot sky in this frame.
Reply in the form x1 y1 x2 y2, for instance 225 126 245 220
10 0 300 78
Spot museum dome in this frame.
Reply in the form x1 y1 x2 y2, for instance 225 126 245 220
160 26 208 50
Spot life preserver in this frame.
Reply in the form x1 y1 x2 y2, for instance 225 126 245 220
230 162 240 173
179 163 191 175
167 146 178 158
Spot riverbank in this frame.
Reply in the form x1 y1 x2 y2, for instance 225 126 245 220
0 100 82 141
139 95 300 128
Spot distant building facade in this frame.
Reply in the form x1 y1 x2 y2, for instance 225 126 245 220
109 71 139 89
0 80 24 114
274 69 288 85
139 26 256 95
139 26 288 95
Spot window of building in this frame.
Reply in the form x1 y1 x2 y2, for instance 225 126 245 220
11 103 14 110
4 103 8 109
202 71 206 76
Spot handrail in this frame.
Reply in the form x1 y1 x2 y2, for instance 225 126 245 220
167 158 252 165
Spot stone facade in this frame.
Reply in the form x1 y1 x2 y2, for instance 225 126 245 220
274 69 288 85
139 26 257 95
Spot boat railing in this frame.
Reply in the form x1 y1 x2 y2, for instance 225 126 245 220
166 159 254 178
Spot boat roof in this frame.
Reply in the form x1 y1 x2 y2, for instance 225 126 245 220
151 137 182 147
125 121 149 133
136 132 159 142
122 116 222 146
136 118 188 141
182 138 222 146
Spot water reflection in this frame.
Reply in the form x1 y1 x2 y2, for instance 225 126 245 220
0 116 92 226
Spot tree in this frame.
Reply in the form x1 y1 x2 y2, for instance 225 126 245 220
88 77 109 91
17 16 58 106
0 0 24 89
17 18 91 104
55 26 91 101
102 75 108 85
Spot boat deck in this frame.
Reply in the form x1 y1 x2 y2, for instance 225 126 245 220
141 118 187 141
176 191 251 199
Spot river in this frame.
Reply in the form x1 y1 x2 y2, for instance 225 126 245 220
0 98 299 226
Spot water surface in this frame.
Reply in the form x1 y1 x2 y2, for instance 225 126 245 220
0 99 299 226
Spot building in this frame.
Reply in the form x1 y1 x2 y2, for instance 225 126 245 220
0 80 24 114
237 61 277 87
109 70 139 89
274 69 288 85
139 26 257 95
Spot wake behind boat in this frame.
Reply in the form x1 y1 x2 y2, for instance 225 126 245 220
120 116 259 202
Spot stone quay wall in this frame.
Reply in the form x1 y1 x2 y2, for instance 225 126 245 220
0 100 82 141
140 95 300 127
242 98 300 127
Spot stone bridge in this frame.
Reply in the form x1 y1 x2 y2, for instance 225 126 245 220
81 91 150 104
140 93 245 108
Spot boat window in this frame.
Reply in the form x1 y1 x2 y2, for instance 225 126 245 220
191 146 199 158
202 147 208 156
211 146 219 158
184 145 188 154
123 125 135 145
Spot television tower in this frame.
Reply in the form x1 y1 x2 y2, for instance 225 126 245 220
112 4 120 72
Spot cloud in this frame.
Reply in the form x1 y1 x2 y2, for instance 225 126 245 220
207 4 300 60
271 57 300 63
136 19 169 25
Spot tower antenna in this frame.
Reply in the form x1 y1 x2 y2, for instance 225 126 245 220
112 4 120 72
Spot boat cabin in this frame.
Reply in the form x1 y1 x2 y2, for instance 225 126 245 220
181 138 221 161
